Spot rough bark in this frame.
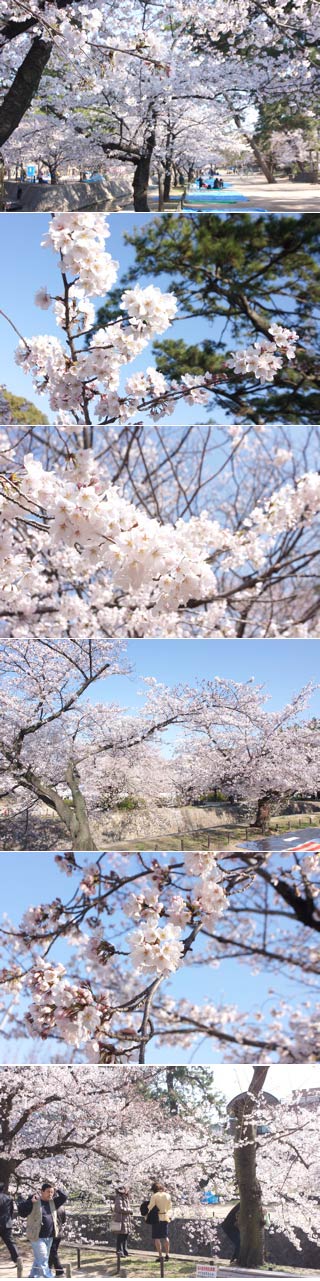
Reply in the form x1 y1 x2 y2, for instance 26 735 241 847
0 36 52 147
16 763 96 850
158 174 165 210
133 152 153 211
254 796 271 831
0 1157 17 1191
233 1066 269 1268
65 762 97 850
163 166 172 202
132 123 156 211
165 1068 179 1113
0 152 5 211
231 109 276 183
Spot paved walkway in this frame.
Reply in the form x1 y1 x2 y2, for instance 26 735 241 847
225 172 320 211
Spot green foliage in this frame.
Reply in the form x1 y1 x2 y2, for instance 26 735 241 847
116 796 141 811
92 213 320 423
137 1067 227 1128
0 388 48 424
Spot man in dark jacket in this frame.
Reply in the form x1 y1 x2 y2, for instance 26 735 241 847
221 1202 241 1262
48 1207 66 1277
0 1182 23 1274
18 1182 67 1278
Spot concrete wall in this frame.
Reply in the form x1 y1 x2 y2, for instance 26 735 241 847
61 1212 320 1269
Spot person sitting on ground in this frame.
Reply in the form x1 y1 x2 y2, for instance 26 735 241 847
18 1181 67 1279
113 1186 131 1258
148 1181 172 1262
0 1182 23 1276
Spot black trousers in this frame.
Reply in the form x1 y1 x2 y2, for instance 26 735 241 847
49 1234 64 1275
116 1232 128 1253
0 1227 19 1263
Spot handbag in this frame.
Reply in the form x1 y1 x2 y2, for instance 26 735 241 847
110 1219 122 1232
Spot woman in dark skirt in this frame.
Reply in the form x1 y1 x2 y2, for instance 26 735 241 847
148 1182 172 1262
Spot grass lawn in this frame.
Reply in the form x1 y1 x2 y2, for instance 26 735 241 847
1 1247 319 1278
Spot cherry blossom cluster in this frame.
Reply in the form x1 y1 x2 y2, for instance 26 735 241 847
1 434 319 635
0 849 229 1051
0 828 318 1061
1 1062 319 1262
10 213 300 427
229 325 298 381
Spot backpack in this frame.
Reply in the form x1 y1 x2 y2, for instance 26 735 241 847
140 1199 159 1225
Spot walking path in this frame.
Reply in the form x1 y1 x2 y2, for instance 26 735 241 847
1 1251 316 1280
203 172 320 212
149 171 320 213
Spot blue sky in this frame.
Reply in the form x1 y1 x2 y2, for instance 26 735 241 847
0 212 225 421
83 639 320 726
0 211 297 425
1 829 319 1066
1 644 319 1065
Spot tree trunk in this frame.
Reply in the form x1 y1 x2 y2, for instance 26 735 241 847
163 165 171 202
66 764 97 851
165 1069 179 1113
233 1066 269 1268
158 174 164 210
133 121 156 211
133 152 152 211
235 1135 265 1267
0 1157 17 1191
231 109 276 183
22 763 96 851
0 152 5 211
248 137 276 183
254 797 271 832
0 36 52 147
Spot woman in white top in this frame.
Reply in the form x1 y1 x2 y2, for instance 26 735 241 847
148 1181 172 1261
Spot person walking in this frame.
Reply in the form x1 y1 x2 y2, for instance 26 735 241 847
18 1182 67 1278
0 1183 23 1275
112 1187 131 1258
221 1202 240 1263
148 1181 172 1262
48 1207 66 1277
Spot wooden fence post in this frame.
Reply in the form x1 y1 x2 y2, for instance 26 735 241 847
77 1246 81 1270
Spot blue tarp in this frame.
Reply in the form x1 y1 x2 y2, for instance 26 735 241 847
185 183 248 206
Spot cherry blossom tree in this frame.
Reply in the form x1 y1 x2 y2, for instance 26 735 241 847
0 1064 319 1268
172 704 320 830
1 0 318 209
3 114 105 184
1 212 318 639
0 831 319 1061
0 638 319 850
1 416 319 639
0 2 103 150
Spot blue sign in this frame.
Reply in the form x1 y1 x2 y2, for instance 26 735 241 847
27 164 36 177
